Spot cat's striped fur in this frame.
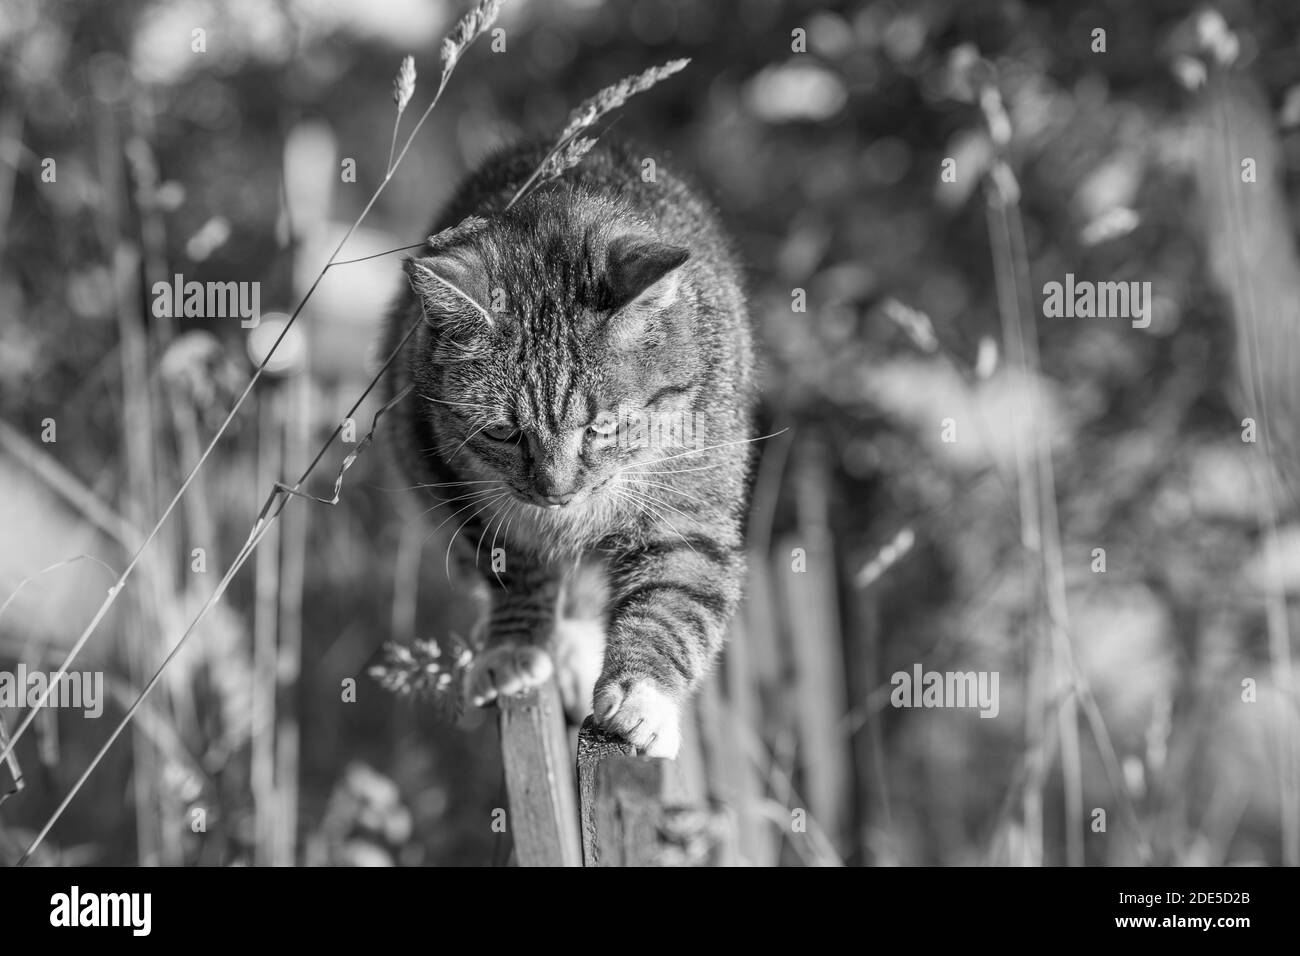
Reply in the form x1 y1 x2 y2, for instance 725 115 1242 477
382 138 754 756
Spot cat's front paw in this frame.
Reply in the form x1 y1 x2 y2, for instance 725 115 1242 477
593 677 681 758
467 645 554 707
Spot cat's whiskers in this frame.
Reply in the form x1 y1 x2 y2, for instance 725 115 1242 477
617 479 700 523
500 494 523 553
418 485 503 518
476 494 514 567
609 487 651 526
620 477 709 508
627 463 724 477
445 421 492 462
486 498 520 587
613 488 695 553
445 492 511 583
409 478 501 490
615 486 697 552
376 478 499 494
615 429 787 475
420 485 506 544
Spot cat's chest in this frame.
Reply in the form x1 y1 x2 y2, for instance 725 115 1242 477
498 494 623 563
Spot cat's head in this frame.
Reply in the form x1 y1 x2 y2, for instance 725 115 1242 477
403 192 704 513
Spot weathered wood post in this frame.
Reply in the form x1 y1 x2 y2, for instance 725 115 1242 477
498 681 582 866
576 718 636 865
577 717 735 866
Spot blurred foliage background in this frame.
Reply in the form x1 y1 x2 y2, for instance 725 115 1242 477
2 0 1299 866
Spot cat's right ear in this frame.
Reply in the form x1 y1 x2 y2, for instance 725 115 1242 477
404 250 494 328
603 236 690 313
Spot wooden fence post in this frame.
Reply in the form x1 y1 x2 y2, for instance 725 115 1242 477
577 717 734 866
576 717 635 865
498 681 582 866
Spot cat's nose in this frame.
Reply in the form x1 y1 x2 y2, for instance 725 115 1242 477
541 491 576 508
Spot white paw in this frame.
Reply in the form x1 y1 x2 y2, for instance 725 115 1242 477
467 644 553 707
553 618 604 723
593 678 681 758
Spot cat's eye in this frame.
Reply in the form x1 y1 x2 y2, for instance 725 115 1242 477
587 414 618 437
483 423 518 441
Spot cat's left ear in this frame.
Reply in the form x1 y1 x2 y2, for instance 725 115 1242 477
404 247 493 330
603 236 690 313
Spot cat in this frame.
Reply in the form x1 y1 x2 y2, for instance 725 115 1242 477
382 137 755 757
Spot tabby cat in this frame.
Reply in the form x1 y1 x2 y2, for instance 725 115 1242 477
382 138 755 756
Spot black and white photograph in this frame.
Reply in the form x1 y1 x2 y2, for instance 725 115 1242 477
0 0 1294 921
